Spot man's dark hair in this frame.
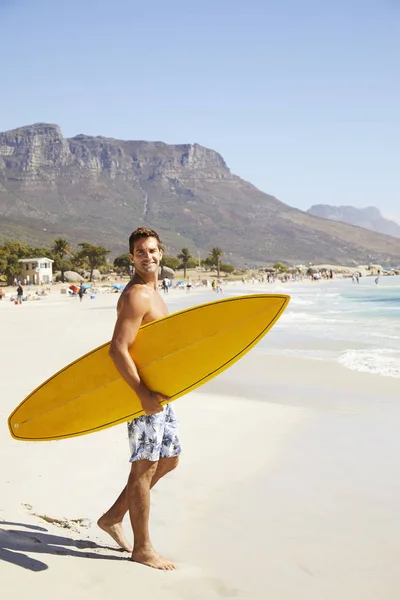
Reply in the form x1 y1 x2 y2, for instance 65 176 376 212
129 227 163 254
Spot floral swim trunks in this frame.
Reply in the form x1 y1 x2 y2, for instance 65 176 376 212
127 404 182 462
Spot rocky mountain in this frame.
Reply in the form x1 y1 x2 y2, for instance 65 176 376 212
1 123 400 267
307 205 400 239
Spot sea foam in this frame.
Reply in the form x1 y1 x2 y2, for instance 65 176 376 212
338 349 400 379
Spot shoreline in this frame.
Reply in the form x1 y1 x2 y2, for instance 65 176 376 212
0 264 395 295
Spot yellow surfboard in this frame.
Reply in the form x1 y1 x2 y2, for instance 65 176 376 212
8 294 290 442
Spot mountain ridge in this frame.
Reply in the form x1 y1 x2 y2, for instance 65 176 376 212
307 204 400 239
1 123 399 267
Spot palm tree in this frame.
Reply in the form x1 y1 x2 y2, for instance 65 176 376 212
209 247 224 277
52 237 71 259
52 238 72 282
177 248 192 279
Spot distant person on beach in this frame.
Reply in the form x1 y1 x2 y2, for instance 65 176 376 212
16 284 23 304
97 227 180 571
78 284 85 302
162 277 169 294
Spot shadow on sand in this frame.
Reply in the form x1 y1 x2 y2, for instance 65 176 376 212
0 520 127 572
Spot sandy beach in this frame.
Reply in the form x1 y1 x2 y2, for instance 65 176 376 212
1 285 400 599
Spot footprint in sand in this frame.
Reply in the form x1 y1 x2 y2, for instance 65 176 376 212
22 504 91 532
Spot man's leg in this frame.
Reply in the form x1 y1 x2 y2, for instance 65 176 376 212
97 456 179 553
151 456 180 488
128 458 177 570
97 487 132 552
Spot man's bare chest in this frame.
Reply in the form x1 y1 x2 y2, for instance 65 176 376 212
143 293 169 324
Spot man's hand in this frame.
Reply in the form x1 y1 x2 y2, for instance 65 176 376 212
138 387 169 415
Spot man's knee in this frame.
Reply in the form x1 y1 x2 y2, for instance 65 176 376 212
129 459 159 483
169 456 179 472
161 456 179 475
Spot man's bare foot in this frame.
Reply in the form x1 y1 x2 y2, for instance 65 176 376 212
97 515 132 553
131 546 176 570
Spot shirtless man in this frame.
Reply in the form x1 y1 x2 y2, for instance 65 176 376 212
98 227 181 571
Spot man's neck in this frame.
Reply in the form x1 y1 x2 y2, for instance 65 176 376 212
132 273 158 290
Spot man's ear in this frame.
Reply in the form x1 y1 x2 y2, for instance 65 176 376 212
128 253 134 263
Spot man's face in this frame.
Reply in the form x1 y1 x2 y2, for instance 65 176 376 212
130 236 163 276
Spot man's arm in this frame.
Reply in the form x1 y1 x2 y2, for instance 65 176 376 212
109 287 165 415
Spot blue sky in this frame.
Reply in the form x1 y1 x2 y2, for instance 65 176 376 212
0 0 399 220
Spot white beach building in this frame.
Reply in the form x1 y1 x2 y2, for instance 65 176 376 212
18 257 54 285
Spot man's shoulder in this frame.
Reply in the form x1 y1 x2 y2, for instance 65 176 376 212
119 283 152 310
123 282 151 298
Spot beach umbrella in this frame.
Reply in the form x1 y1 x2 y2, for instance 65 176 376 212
69 285 79 292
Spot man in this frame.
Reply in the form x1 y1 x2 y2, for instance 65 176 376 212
16 283 23 305
162 277 169 294
98 227 181 571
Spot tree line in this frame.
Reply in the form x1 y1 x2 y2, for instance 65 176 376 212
0 239 109 284
0 239 234 285
114 246 234 278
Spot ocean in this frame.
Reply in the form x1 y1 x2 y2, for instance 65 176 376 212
251 275 400 379
165 275 400 379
